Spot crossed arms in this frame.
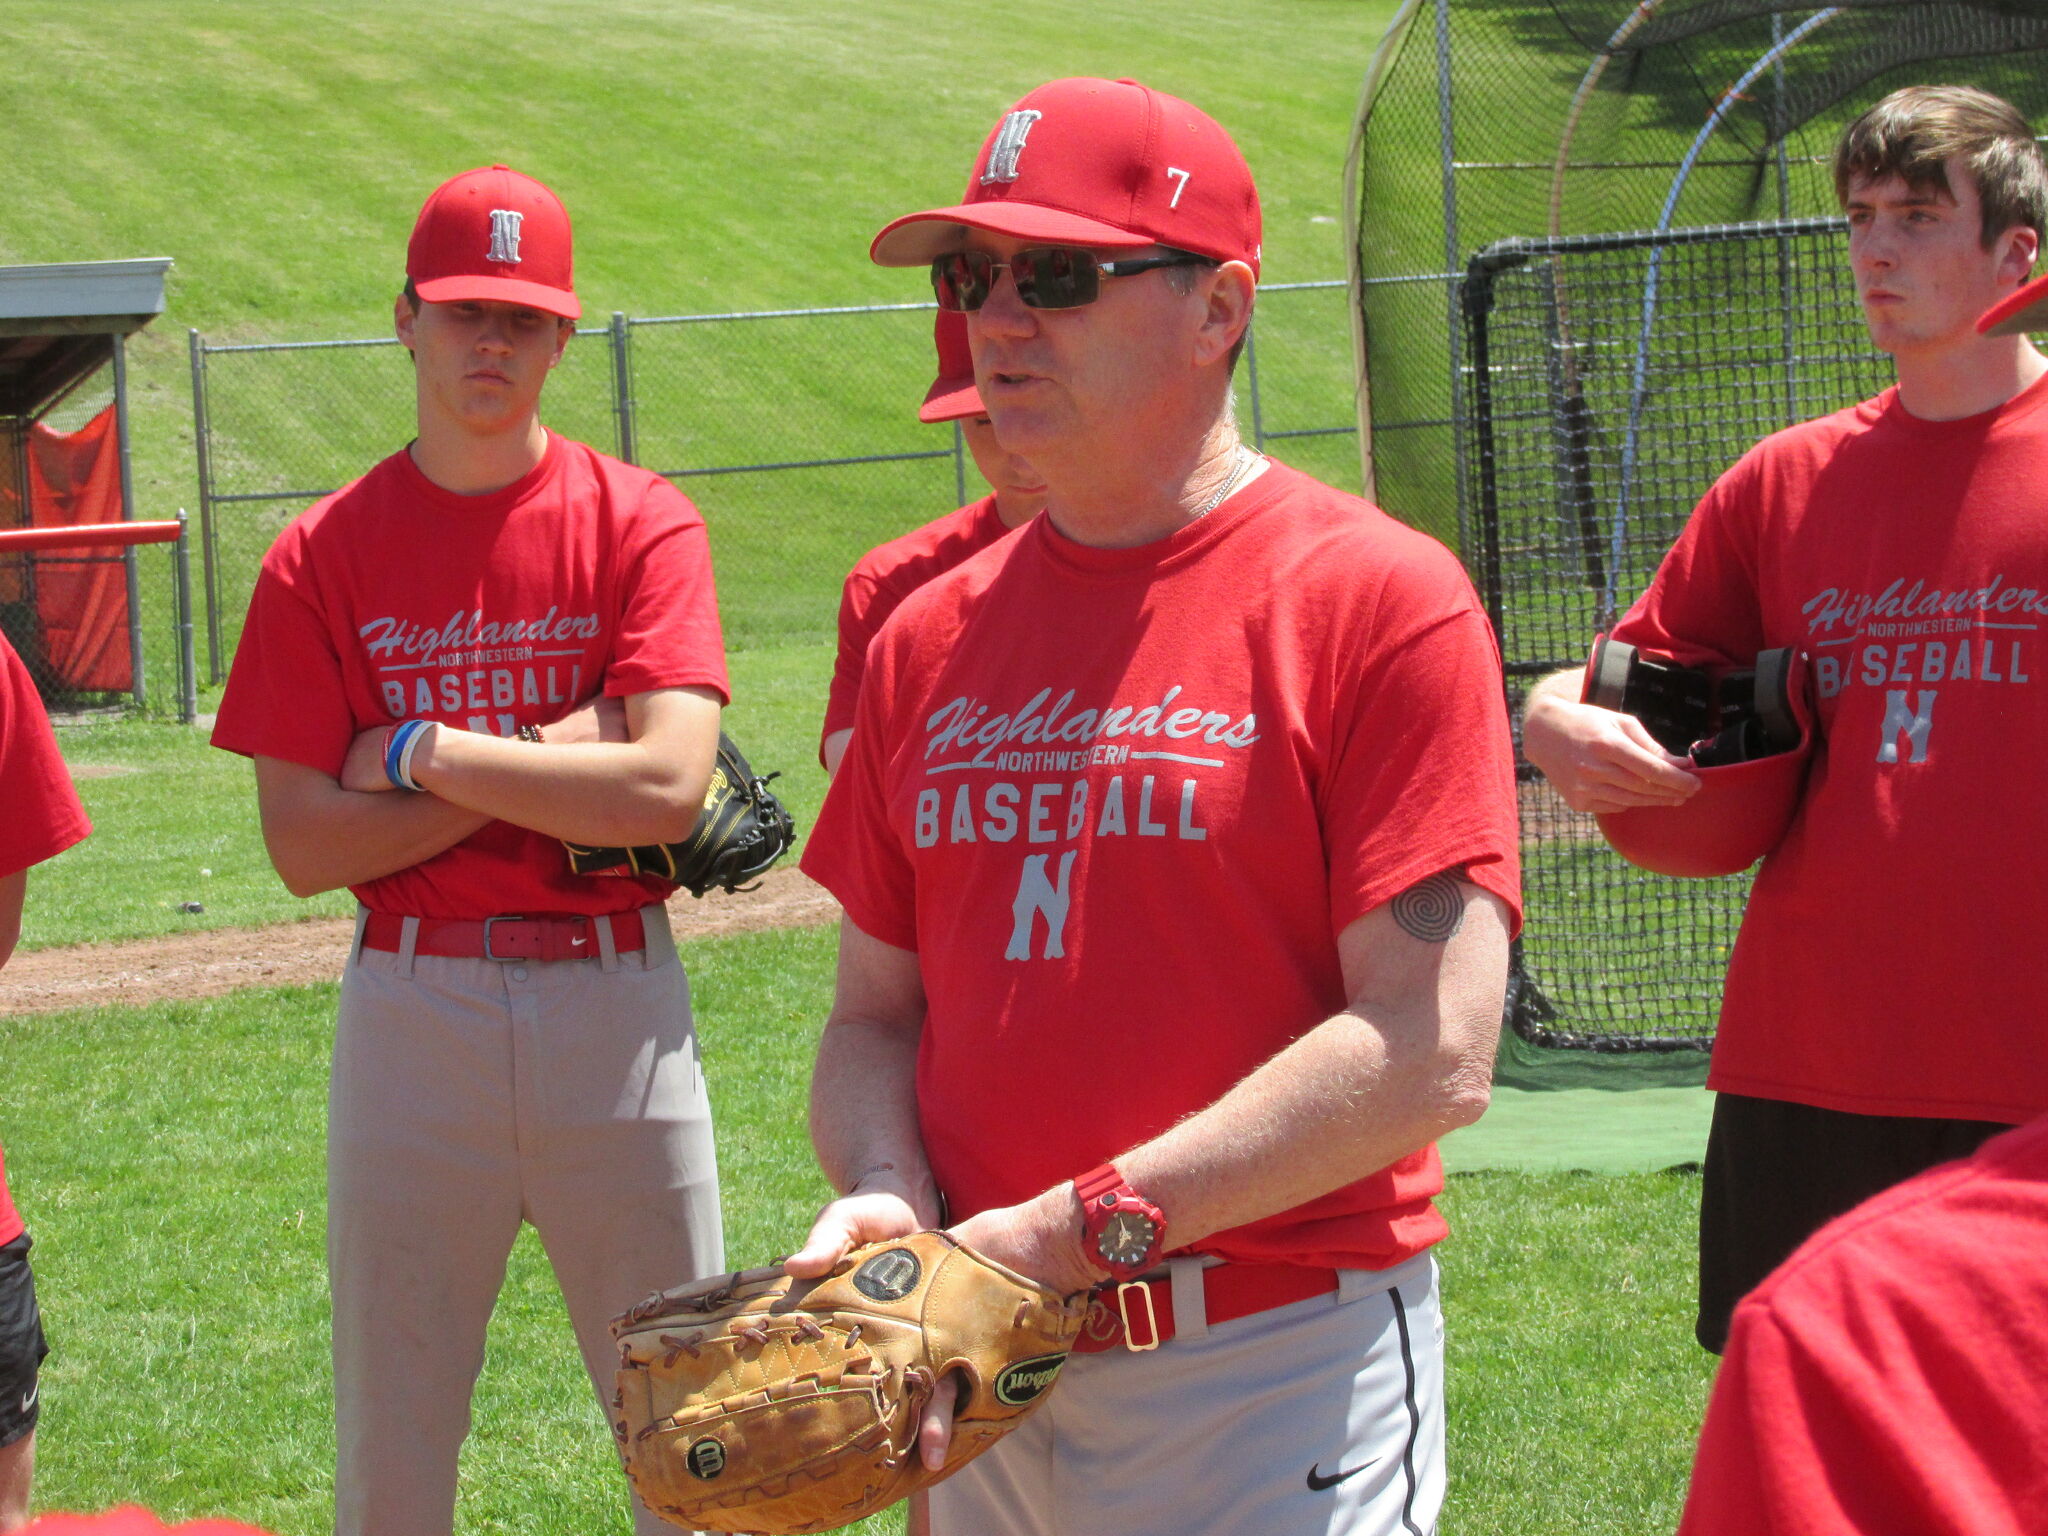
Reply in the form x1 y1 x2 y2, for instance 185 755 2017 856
252 685 722 897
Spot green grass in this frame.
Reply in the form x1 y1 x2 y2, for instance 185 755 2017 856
1438 1168 1713 1535
3 924 1715 1532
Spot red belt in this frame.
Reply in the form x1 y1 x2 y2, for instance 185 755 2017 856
1072 1261 1339 1353
359 910 647 963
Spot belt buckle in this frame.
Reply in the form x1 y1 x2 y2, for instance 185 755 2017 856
481 915 532 961
1115 1280 1161 1352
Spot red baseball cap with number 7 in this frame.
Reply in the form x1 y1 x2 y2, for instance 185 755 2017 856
407 164 581 320
870 78 1262 278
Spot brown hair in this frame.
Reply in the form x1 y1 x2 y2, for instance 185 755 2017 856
1834 85 2048 247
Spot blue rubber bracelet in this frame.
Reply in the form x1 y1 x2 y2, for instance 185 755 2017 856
384 720 426 791
395 720 434 792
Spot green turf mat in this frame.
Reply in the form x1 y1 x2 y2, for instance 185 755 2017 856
1441 1085 1713 1175
1492 1024 1711 1091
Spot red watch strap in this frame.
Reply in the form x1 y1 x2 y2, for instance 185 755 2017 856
1074 1162 1127 1207
1073 1162 1167 1279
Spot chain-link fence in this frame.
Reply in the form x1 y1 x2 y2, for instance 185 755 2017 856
190 281 1359 674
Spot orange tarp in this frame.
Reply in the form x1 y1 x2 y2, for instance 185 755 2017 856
25 405 131 692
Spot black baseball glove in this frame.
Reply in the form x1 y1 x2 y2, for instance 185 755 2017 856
564 731 796 897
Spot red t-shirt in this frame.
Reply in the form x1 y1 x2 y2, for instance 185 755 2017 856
212 432 729 919
1678 1114 2048 1535
1 632 93 1245
802 463 1521 1269
1612 375 2048 1123
821 495 1016 764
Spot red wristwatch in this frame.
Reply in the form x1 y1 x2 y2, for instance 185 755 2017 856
1074 1163 1167 1281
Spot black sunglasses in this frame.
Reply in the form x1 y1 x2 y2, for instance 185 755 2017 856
931 246 1216 312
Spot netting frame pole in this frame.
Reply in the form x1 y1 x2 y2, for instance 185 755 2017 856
953 423 967 506
1343 0 1425 507
610 312 637 465
189 328 223 685
174 508 197 724
1432 0 1471 562
112 333 146 712
1771 12 1802 429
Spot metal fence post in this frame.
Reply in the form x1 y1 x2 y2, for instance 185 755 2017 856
112 334 147 711
188 328 223 683
953 423 967 505
611 311 637 465
174 507 197 724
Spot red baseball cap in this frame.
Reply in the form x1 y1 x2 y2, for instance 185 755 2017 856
24 1509 277 1536
1977 272 2048 336
918 310 983 423
407 164 580 319
871 78 1262 277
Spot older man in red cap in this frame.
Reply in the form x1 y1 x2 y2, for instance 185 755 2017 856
821 310 1045 777
792 78 1519 1535
213 166 728 1536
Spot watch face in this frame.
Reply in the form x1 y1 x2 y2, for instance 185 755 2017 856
1098 1210 1157 1267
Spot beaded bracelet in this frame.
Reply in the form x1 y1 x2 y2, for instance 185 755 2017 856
517 723 544 744
383 719 434 792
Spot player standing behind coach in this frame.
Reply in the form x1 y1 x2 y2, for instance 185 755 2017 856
1521 85 2048 1355
791 77 1520 1536
821 310 1046 777
0 634 92 1532
211 166 728 1536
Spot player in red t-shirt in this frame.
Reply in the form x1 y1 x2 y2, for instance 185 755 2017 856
1676 1114 2048 1536
0 634 92 1531
820 310 1044 776
792 79 1520 1536
1523 86 2048 1354
212 168 727 1536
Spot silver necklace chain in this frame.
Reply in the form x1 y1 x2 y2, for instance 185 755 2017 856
1191 444 1262 520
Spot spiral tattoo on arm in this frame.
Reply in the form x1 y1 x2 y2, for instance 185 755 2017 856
1390 872 1466 944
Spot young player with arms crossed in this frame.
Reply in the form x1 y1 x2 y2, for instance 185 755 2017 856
821 310 1045 777
794 78 1519 1535
1522 86 2048 1352
0 635 92 1532
212 167 727 1535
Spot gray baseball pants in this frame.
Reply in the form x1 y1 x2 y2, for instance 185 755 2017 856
932 1253 1444 1536
330 904 722 1536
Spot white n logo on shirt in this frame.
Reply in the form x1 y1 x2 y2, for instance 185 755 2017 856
1005 851 1077 960
1877 688 1936 764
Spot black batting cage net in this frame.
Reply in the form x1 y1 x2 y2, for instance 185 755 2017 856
1348 1 2048 1063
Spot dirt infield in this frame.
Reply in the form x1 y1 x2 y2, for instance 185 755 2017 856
0 867 839 1017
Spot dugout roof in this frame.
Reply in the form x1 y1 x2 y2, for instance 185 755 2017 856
0 258 173 418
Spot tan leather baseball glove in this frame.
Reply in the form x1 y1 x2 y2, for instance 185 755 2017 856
609 1230 1087 1533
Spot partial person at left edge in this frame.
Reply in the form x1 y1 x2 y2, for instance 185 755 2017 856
0 632 93 1532
210 165 729 1536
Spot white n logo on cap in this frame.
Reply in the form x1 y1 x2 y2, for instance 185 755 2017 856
981 110 1043 185
487 209 524 264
